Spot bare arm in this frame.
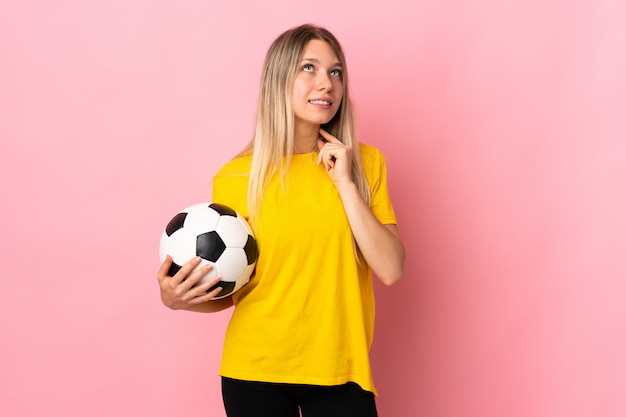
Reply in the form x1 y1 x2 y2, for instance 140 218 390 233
318 130 405 285
335 182 405 285
157 255 234 312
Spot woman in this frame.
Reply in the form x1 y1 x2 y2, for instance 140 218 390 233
157 23 405 417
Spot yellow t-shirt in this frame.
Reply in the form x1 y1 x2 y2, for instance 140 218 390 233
212 143 397 395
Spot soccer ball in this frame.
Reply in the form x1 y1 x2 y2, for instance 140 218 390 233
159 202 258 299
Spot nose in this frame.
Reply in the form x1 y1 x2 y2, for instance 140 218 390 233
316 72 332 91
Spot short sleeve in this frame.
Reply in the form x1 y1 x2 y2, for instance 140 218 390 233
211 156 252 220
361 144 397 225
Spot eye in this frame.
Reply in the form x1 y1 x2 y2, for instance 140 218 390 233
303 64 314 72
330 68 342 77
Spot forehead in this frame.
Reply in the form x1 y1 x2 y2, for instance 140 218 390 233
300 39 340 64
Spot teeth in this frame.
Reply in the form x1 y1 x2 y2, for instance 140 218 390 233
309 99 331 105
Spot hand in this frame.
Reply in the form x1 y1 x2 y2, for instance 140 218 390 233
156 255 223 310
317 129 353 188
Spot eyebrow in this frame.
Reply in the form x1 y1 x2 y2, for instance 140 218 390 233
301 58 342 67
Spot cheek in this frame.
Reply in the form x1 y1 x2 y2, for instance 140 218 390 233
292 77 308 98
334 83 344 103
332 77 343 92
293 86 305 102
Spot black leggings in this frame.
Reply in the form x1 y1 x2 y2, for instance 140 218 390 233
221 377 378 417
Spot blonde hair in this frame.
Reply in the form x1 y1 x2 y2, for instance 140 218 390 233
239 24 370 223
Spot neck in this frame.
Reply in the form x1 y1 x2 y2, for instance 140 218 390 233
294 122 320 154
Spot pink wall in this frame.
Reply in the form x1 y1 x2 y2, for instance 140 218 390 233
1 1 625 416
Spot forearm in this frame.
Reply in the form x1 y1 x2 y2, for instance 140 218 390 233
337 182 405 285
176 296 234 313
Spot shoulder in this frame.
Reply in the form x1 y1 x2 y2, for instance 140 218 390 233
358 142 382 157
213 154 252 180
211 155 251 215
357 143 387 173
358 142 386 162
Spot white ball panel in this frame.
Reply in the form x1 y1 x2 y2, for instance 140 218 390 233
182 204 220 234
159 230 169 262
232 264 254 293
197 262 218 285
215 248 248 282
232 276 248 293
164 229 198 266
236 213 254 235
184 258 213 281
216 216 249 247
241 263 256 282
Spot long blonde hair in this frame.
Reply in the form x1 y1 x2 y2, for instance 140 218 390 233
240 24 370 223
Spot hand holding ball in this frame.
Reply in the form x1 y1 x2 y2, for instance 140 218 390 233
159 203 258 299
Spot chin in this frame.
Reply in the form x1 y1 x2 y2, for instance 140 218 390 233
314 113 339 126
296 117 333 127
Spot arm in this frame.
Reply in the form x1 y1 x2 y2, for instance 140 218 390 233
334 183 405 285
318 130 406 285
156 255 234 312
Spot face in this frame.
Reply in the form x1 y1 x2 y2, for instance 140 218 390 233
291 39 344 129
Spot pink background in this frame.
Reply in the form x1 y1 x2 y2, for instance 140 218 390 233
2 1 625 416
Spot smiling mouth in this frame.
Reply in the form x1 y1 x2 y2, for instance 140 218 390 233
309 99 332 105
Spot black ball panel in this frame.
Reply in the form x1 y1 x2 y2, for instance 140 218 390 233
196 231 226 262
167 261 182 277
243 234 258 265
207 280 236 298
165 212 188 236
209 203 237 217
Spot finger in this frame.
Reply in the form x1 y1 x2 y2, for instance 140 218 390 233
189 270 221 295
168 256 202 287
180 263 219 291
187 274 224 303
157 255 173 283
317 148 335 171
205 282 226 300
316 138 326 152
319 128 341 143
317 140 337 162
173 263 216 303
176 259 213 292
324 155 336 170
189 286 224 305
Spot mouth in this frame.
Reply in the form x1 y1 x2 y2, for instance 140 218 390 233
308 99 332 106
